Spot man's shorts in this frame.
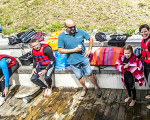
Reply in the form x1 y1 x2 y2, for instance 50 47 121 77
70 58 92 79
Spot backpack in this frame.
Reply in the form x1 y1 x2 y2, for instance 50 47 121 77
18 51 33 66
20 29 36 43
8 36 22 45
32 31 44 42
95 32 106 42
108 34 131 47
110 34 131 41
133 48 141 57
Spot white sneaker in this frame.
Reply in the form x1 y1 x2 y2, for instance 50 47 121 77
0 97 5 106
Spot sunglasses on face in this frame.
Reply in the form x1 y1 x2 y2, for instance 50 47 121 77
66 25 76 29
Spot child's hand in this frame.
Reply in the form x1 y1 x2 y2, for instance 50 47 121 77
124 64 129 69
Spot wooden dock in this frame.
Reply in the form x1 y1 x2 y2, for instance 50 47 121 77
0 86 150 120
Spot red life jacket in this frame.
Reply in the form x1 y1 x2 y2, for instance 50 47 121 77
141 38 150 63
0 54 16 67
32 44 50 67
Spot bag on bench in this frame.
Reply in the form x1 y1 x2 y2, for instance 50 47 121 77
20 29 36 43
18 51 33 66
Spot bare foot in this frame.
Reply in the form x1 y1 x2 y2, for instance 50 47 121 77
129 100 136 107
147 105 150 109
44 88 48 96
124 97 131 102
145 95 150 99
47 88 52 97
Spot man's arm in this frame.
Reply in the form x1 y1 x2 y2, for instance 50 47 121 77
44 46 55 70
38 46 55 77
88 37 93 52
58 47 82 54
85 37 93 56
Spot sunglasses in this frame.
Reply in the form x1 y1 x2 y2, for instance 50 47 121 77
66 25 76 29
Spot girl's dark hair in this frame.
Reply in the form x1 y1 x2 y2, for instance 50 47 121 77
139 24 149 32
123 44 133 53
30 39 38 43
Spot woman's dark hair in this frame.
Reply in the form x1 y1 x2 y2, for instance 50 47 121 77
139 24 149 32
123 44 133 53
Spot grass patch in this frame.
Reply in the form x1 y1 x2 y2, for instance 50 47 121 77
47 22 64 32
124 28 136 35
0 0 150 35
138 3 146 7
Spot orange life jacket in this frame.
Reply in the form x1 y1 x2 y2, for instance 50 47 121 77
32 44 50 67
0 54 16 67
141 38 150 63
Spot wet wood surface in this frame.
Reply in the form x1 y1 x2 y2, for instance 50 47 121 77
0 86 150 120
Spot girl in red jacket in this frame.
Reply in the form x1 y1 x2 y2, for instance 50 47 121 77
115 45 144 107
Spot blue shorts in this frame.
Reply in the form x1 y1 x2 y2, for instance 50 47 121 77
70 58 92 79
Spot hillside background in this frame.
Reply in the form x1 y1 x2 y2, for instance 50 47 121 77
0 0 150 35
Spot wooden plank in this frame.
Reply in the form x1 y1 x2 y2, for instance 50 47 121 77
33 89 69 119
50 93 74 120
5 89 43 119
124 89 141 120
136 89 141 102
94 89 110 120
146 107 150 119
115 89 123 103
0 85 20 116
17 87 58 119
54 90 83 120
102 89 117 120
117 103 126 120
109 89 122 120
24 91 60 119
117 89 126 120
1 87 150 119
140 89 149 120
120 89 128 103
71 89 94 120
32 92 62 120
24 98 46 120
44 92 73 120
140 103 147 120
107 89 117 104
140 90 147 103
146 89 150 119
17 92 44 120
3 98 23 116
15 86 40 98
80 89 98 120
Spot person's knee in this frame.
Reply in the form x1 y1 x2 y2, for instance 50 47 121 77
45 76 49 82
31 77 37 83
45 76 51 82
